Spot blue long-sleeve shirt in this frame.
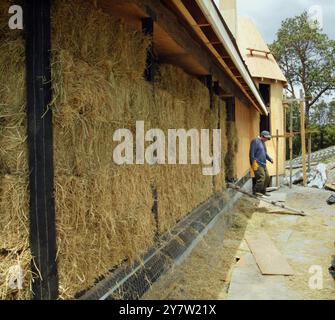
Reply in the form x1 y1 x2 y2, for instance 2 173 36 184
249 138 273 167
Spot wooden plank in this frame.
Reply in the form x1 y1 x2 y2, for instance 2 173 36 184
289 103 293 188
276 129 279 187
325 183 335 192
245 232 294 276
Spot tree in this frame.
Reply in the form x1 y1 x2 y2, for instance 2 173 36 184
310 100 335 127
310 100 335 149
270 12 335 125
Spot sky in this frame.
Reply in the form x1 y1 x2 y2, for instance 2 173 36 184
236 0 335 44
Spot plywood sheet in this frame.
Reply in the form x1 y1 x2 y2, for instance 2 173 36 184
245 232 294 276
227 253 300 300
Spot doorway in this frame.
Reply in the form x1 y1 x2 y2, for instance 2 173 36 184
259 83 271 133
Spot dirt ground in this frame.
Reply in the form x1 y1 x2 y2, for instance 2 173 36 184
142 186 335 300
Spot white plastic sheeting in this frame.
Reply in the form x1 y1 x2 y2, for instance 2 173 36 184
284 163 328 189
307 164 327 189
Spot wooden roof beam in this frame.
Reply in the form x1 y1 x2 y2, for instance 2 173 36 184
135 0 255 106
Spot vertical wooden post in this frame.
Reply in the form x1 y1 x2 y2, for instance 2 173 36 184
300 90 307 187
25 0 58 299
283 99 287 180
276 129 279 187
283 97 287 135
308 133 312 172
289 104 293 189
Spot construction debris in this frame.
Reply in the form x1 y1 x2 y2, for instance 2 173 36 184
287 170 304 185
327 195 335 206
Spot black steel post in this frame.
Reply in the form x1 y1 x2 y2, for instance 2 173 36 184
24 0 58 300
213 81 220 96
206 75 214 110
142 17 155 82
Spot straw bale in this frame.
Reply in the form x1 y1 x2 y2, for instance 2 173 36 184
55 165 155 299
0 126 27 175
52 0 150 80
0 1 30 299
0 174 31 300
0 1 8 33
153 65 228 233
51 0 156 298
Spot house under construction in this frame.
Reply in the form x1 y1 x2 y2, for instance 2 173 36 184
0 0 287 300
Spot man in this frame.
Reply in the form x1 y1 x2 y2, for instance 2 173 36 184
249 131 274 197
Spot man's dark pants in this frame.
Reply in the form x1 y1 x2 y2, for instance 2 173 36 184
253 166 270 194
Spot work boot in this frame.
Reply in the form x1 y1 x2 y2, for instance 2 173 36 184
255 192 264 198
262 193 271 197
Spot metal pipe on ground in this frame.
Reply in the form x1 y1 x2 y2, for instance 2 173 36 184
227 183 306 216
